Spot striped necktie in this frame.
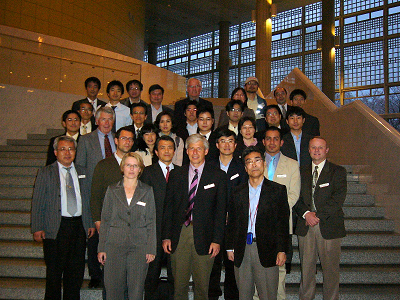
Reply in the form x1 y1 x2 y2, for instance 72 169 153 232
185 169 198 226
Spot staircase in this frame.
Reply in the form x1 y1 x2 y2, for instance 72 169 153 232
1 133 400 299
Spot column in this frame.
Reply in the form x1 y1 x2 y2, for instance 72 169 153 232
147 42 158 65
218 21 231 98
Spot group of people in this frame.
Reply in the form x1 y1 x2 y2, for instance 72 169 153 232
31 75 347 300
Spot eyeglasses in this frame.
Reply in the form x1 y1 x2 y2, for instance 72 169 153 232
66 118 79 121
229 108 242 112
218 139 235 144
246 82 258 86
120 137 134 142
186 108 197 111
125 163 140 169
57 147 76 152
266 111 279 116
80 108 93 112
245 157 263 165
132 111 146 115
129 87 140 90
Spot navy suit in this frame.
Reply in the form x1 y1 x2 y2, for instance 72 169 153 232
281 131 313 167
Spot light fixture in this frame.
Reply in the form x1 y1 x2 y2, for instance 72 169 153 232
270 4 277 17
251 10 256 23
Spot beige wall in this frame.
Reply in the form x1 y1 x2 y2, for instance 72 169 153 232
1 0 145 59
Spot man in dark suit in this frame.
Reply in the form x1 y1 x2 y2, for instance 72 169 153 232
255 105 289 142
162 134 227 300
281 106 312 167
174 78 213 128
72 77 106 114
294 137 347 300
208 129 247 300
146 84 174 123
175 100 198 142
213 99 244 137
289 89 320 137
31 136 95 300
130 102 149 137
46 110 81 166
226 146 289 300
141 135 178 300
77 100 97 135
121 79 147 109
75 106 116 288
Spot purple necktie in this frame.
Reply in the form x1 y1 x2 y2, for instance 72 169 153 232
185 169 198 226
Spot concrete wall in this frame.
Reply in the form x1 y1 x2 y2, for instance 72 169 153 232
1 0 145 59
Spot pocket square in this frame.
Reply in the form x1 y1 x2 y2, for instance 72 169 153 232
136 201 146 206
276 174 286 178
78 175 86 179
230 173 239 180
204 183 215 189
319 183 329 188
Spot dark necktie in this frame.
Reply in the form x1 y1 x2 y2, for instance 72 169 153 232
111 106 117 133
311 166 319 211
185 169 198 226
166 166 170 183
281 105 287 119
64 167 77 215
104 134 113 158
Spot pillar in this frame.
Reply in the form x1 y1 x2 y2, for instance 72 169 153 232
147 42 158 65
218 21 231 98
321 0 336 102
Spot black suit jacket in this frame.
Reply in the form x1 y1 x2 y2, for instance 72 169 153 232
162 162 227 255
72 98 107 112
174 97 214 128
226 179 289 268
146 104 174 124
46 134 81 166
293 161 347 240
281 131 312 167
281 106 320 137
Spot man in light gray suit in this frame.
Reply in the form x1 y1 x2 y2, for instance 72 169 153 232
75 106 116 288
31 136 95 300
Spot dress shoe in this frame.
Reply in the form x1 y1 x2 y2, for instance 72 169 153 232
88 278 102 288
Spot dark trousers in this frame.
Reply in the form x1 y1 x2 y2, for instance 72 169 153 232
87 230 102 280
43 217 86 300
144 244 174 300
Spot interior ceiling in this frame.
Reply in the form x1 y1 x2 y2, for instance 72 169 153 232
144 0 319 49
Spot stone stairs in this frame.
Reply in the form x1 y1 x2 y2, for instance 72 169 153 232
0 132 400 299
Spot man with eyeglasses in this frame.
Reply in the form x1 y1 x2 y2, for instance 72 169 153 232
130 102 150 137
226 146 289 300
255 105 289 142
46 110 82 166
32 135 95 300
174 78 214 128
273 87 289 120
121 80 147 109
244 77 267 131
79 100 97 135
208 129 247 300
213 100 244 137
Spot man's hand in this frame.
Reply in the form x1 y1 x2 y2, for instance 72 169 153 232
162 239 172 254
276 252 286 266
227 251 234 261
98 252 106 265
88 228 96 238
95 221 101 233
146 254 155 263
209 243 220 258
33 231 45 242
305 211 320 227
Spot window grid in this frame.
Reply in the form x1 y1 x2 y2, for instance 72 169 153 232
343 88 385 114
214 30 220 47
389 38 400 83
389 0 400 4
272 7 302 32
190 33 213 53
343 15 383 43
229 49 240 66
271 56 302 89
335 48 341 90
241 46 256 64
305 30 322 51
169 39 189 58
389 85 400 114
240 65 256 85
157 45 168 61
241 21 256 40
343 41 384 87
168 62 188 76
229 68 239 94
388 12 400 35
143 51 148 62
190 56 213 74
229 25 240 43
305 53 322 89
343 0 383 15
272 34 302 58
305 2 322 24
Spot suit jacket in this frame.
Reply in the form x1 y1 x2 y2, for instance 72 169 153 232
294 160 347 240
226 179 289 268
98 180 156 256
46 133 81 166
174 97 214 128
217 107 256 127
162 162 227 255
264 153 300 234
90 155 123 222
31 162 93 238
141 163 180 248
281 106 320 137
75 129 114 186
120 98 147 110
281 131 312 167
146 104 174 124
72 98 107 112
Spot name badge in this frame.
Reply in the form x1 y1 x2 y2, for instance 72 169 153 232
319 183 329 188
230 173 239 180
204 183 215 190
136 201 146 206
276 174 286 178
78 175 86 179
247 232 253 244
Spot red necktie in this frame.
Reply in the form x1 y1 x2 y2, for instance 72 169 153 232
104 134 112 158
166 166 170 183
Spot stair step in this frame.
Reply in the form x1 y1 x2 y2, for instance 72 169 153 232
0 167 39 176
0 176 36 187
344 219 395 232
0 152 47 159
345 194 375 206
0 226 32 241
343 206 385 218
0 212 31 225
0 199 31 211
7 139 51 146
347 183 367 194
347 174 373 183
343 165 370 174
0 187 33 199
27 129 65 140
0 241 43 258
0 145 48 153
0 158 45 167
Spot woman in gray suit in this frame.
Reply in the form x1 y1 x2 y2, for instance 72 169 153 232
98 152 156 300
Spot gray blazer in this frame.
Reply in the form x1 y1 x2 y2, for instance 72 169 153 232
31 162 93 239
98 180 157 256
75 129 114 186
